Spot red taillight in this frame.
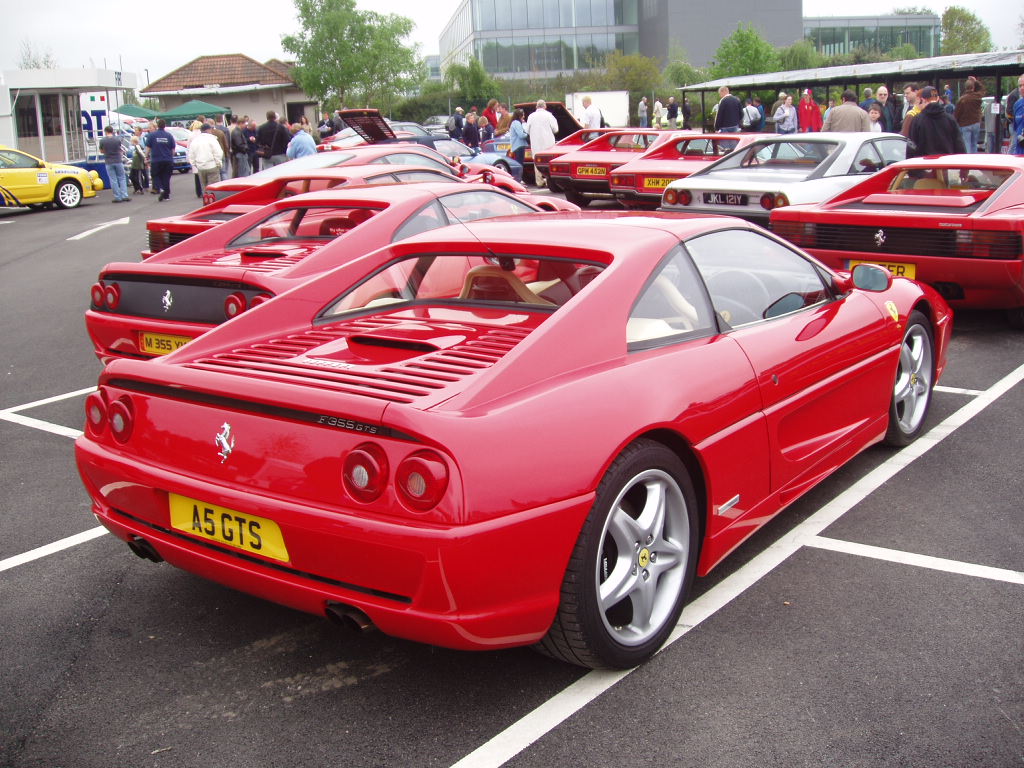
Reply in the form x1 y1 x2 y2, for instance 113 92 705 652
760 193 776 210
108 397 134 443
678 189 692 206
250 293 273 308
664 188 677 205
84 391 107 435
103 283 121 310
224 292 247 319
611 174 634 188
343 443 389 503
771 220 817 248
90 282 105 308
396 451 449 511
775 193 789 208
551 163 569 175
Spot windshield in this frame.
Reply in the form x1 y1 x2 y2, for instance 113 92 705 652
673 137 740 157
229 205 380 247
167 126 191 142
322 254 604 317
713 140 840 173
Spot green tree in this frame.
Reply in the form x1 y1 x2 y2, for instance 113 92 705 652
778 39 823 71
710 24 781 80
444 58 501 105
662 46 707 89
941 6 994 54
887 43 922 60
282 0 424 107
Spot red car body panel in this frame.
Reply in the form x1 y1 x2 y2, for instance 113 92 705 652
531 128 618 183
86 183 568 362
76 213 952 653
548 130 676 200
770 154 1024 310
610 132 768 209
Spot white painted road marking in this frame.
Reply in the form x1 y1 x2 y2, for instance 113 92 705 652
0 527 108 573
0 386 93 438
66 216 129 241
451 360 1024 768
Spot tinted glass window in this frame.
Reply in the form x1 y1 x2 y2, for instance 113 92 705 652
628 245 715 345
0 150 38 169
852 142 883 174
686 229 830 328
392 200 448 242
437 190 536 221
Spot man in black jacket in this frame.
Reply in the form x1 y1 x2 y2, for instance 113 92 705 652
909 87 967 157
256 111 290 168
714 86 742 133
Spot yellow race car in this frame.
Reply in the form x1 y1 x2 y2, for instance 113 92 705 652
0 145 104 209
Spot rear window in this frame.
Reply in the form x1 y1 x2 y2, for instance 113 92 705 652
889 167 1013 193
716 140 839 171
229 205 381 246
320 254 605 317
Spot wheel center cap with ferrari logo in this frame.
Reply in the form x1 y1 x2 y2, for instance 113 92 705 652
637 547 651 569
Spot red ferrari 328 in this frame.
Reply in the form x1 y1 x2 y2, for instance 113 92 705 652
770 154 1024 327
76 213 951 669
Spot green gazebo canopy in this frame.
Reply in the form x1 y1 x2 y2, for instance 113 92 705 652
157 99 231 121
113 104 157 119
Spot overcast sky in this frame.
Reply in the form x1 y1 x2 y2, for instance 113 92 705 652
1 0 1016 88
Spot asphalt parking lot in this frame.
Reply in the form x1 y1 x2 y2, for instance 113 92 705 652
1 185 1022 768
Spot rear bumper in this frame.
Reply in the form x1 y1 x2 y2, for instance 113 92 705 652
85 310 213 362
612 188 662 207
809 248 1024 310
75 437 593 651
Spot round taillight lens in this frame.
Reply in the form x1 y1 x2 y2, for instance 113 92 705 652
343 443 389 503
90 282 106 308
85 391 107 434
108 398 134 443
103 283 121 310
396 451 449 511
678 189 692 206
760 193 776 210
664 188 678 205
774 193 790 208
250 293 273 308
224 292 247 319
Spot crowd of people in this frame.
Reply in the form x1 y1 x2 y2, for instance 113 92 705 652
116 110 323 202
702 75 1024 156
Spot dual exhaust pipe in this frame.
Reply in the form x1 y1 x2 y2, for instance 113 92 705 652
124 538 376 634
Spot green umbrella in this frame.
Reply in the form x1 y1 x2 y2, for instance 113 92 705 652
113 104 158 119
157 99 232 121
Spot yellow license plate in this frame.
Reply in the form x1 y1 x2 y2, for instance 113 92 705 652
849 259 916 279
140 332 193 356
643 177 675 189
576 166 607 176
169 493 290 562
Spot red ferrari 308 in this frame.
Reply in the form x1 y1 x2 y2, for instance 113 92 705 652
86 183 569 362
770 154 1024 327
76 213 951 669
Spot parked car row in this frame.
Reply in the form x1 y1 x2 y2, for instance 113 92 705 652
62 110 1024 673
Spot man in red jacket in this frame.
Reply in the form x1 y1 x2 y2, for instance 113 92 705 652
798 89 823 133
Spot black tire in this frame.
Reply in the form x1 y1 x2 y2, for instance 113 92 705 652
545 177 563 193
53 180 82 209
536 439 699 669
884 310 935 447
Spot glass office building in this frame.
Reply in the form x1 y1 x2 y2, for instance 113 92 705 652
803 15 941 58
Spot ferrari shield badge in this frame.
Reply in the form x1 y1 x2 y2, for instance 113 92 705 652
215 423 235 463
885 301 899 322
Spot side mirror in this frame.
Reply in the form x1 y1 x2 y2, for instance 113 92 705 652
851 262 892 292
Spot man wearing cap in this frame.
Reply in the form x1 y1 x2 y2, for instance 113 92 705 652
908 86 966 157
187 123 224 194
798 89 823 132
822 90 871 132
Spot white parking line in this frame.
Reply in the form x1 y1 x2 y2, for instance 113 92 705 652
805 536 1024 585
0 527 107 573
66 216 129 241
451 360 1024 768
0 411 82 439
1 386 96 414
935 384 985 396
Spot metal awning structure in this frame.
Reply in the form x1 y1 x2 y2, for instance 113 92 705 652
680 50 1024 144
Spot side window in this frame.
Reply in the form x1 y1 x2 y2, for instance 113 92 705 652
876 138 908 166
686 229 830 328
392 200 448 242
628 245 715 346
381 153 454 174
852 142 883 174
393 171 459 183
0 150 38 169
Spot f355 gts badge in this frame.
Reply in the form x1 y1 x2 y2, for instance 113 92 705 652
215 422 235 463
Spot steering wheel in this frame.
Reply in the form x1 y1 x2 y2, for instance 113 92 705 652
706 270 771 325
